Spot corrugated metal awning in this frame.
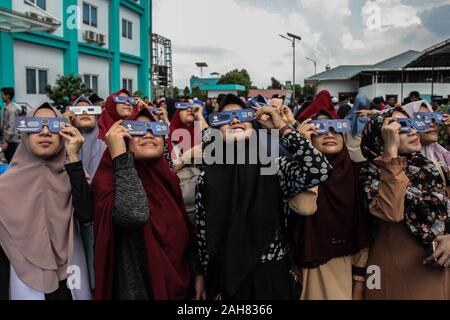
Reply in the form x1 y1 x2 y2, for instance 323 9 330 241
0 7 60 33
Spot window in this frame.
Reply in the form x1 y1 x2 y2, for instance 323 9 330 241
122 19 133 39
122 78 133 92
83 74 99 94
83 2 98 27
26 68 48 95
24 0 46 10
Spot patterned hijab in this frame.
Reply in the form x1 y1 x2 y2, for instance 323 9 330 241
360 108 450 254
402 100 450 170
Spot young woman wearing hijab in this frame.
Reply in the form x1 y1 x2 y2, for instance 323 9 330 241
97 89 136 140
63 95 107 290
344 93 378 163
402 100 450 171
64 96 106 180
289 110 371 300
195 94 332 300
360 107 450 300
168 103 204 214
295 90 338 123
0 103 92 300
92 108 202 300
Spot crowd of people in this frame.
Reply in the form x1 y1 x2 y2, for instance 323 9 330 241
0 85 450 300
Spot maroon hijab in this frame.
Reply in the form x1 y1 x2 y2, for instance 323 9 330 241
92 108 191 299
290 110 370 268
97 89 136 140
296 90 338 122
167 109 197 156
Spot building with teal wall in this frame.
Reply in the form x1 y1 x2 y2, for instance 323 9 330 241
0 0 152 107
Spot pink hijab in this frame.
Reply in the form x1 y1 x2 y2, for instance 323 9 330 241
403 100 450 169
0 103 74 294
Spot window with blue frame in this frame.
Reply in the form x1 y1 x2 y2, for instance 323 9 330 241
26 68 36 95
24 0 46 10
83 2 98 28
122 19 133 40
83 74 99 94
122 78 133 93
26 68 48 95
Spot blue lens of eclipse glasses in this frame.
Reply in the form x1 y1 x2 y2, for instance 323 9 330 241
16 117 69 133
208 108 256 127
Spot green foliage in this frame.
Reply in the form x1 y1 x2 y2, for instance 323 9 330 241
133 90 144 98
218 69 253 94
191 87 206 101
268 77 282 90
45 74 92 111
173 87 180 98
183 86 191 97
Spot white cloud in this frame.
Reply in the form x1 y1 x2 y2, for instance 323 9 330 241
342 33 366 49
152 0 445 90
153 0 320 89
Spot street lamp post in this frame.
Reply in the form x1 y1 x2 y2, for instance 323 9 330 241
305 57 317 75
195 62 208 78
279 33 301 102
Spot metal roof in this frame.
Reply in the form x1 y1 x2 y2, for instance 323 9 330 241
305 65 370 81
306 49 428 82
405 38 450 68
366 50 422 71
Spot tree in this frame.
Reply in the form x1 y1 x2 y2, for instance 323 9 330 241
303 85 315 97
173 87 180 98
183 86 191 97
45 74 92 111
268 77 282 90
294 84 302 99
218 69 253 94
133 90 144 98
191 87 206 101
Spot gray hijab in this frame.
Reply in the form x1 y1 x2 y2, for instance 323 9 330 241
72 96 106 178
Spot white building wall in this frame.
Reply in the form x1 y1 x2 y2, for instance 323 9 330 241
78 54 110 98
120 62 138 93
13 0 64 37
13 41 63 107
359 83 450 100
119 6 140 57
316 80 359 97
78 0 110 48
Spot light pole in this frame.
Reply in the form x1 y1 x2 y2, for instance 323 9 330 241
195 62 208 78
305 57 317 75
279 33 301 102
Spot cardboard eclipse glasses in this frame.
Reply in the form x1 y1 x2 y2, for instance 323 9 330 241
122 120 169 136
68 106 102 115
209 108 256 127
16 117 69 133
175 101 205 110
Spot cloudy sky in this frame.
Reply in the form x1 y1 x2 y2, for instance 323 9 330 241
152 0 450 89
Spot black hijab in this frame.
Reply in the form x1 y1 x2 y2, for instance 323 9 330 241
203 94 283 297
